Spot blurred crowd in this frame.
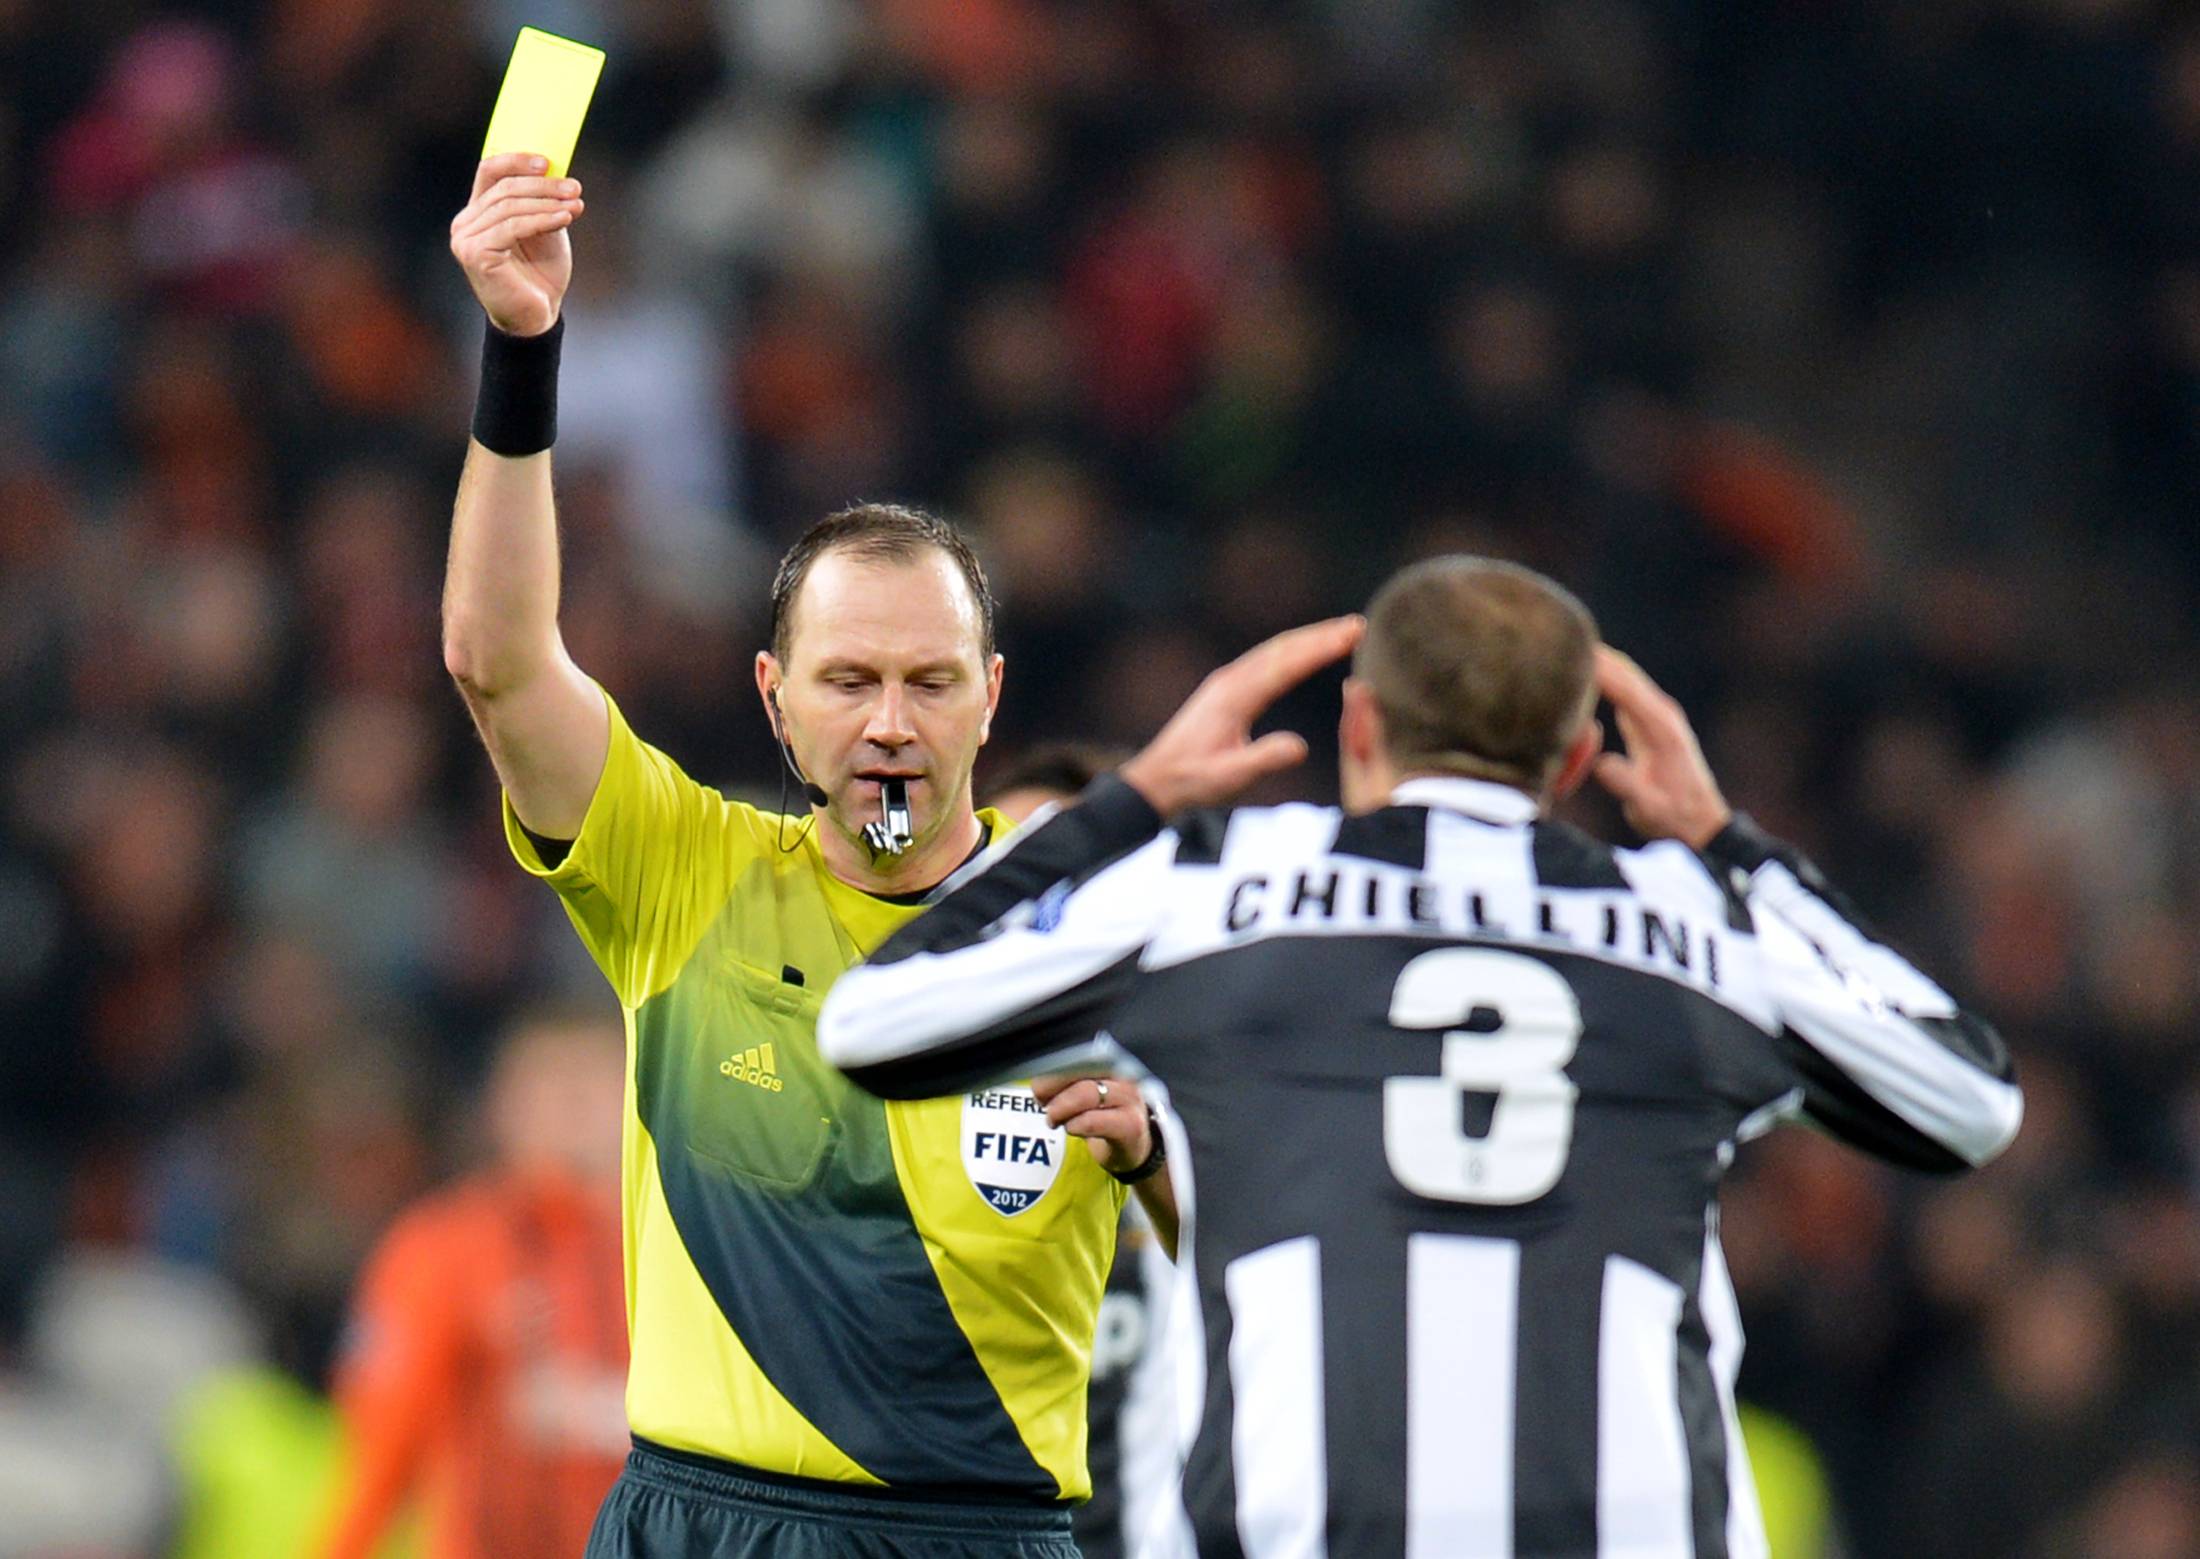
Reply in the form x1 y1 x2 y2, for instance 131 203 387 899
1 0 2197 1554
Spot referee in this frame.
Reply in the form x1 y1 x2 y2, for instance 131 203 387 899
443 156 1170 1558
821 558 2023 1558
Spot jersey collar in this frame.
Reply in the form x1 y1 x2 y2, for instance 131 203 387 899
1389 775 1541 827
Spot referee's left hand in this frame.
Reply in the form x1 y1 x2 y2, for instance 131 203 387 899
1120 615 1365 816
1032 1074 1153 1176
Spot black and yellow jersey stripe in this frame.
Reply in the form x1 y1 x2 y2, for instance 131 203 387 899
505 688 1124 1498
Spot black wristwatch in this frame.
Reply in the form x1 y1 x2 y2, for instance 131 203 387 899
1108 1106 1169 1185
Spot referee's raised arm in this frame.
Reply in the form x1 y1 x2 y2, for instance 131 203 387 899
440 152 608 841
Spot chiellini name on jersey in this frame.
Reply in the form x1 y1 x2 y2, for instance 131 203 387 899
1218 862 1731 994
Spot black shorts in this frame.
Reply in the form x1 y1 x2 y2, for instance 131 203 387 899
585 1440 1083 1559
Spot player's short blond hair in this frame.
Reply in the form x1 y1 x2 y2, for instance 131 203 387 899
1357 556 1598 791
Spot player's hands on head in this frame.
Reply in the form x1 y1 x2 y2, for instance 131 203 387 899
1590 646 1733 849
1031 1073 1153 1176
451 153 585 337
1120 615 1365 816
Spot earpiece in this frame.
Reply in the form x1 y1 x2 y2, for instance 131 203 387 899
770 688 830 809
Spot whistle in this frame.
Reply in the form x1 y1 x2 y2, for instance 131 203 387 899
863 777 915 856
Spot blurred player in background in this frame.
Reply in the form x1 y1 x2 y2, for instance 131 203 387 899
986 744 1135 831
985 743 1176 1559
442 154 1170 1558
318 1007 627 1559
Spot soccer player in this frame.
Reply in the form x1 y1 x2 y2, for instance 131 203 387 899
821 560 2024 1557
442 154 1168 1559
319 1008 629 1559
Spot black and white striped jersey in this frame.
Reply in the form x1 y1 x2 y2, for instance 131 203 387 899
819 774 2023 1559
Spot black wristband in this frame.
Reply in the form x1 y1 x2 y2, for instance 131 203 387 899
472 315 563 455
1108 1107 1169 1185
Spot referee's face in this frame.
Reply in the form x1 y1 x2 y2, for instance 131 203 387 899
763 549 1003 853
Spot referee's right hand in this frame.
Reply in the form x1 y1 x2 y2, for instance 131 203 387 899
450 153 586 338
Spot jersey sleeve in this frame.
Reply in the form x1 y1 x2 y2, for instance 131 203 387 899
505 685 775 1006
1705 815 2023 1173
318 1206 467 1559
821 776 1174 1098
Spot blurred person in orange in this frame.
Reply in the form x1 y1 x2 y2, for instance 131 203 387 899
317 1006 628 1559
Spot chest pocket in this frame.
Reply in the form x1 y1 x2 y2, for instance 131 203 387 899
680 957 853 1195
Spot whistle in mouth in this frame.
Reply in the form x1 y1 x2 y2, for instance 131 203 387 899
862 777 915 856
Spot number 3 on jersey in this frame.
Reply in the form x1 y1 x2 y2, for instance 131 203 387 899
1383 948 1582 1204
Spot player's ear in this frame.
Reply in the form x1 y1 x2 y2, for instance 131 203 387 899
1340 678 1381 766
1549 717 1603 802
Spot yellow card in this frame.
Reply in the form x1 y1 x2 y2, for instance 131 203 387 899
481 27 605 180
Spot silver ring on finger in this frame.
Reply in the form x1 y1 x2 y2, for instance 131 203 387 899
1096 1080 1110 1105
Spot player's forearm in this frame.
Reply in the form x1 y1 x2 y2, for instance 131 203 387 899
442 440 567 699
1711 816 2023 1170
823 780 1169 1094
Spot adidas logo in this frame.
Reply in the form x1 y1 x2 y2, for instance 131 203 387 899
719 1044 786 1092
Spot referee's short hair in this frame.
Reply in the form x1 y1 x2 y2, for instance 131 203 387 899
770 503 998 663
1357 556 1598 791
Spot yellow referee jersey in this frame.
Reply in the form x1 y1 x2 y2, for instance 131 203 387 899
504 690 1125 1499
